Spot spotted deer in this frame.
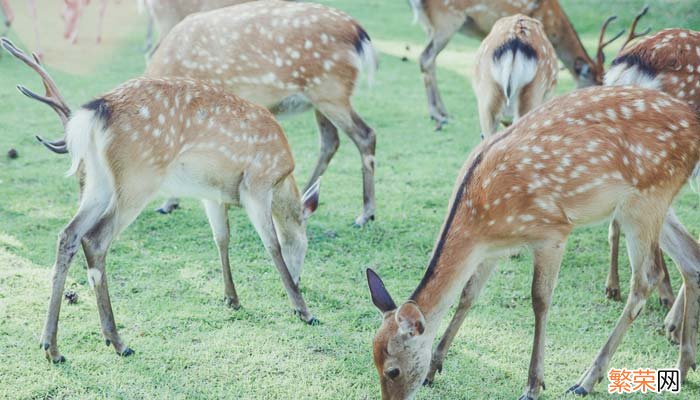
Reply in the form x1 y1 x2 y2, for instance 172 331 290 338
473 14 557 138
366 85 700 399
2 38 322 362
409 0 614 129
604 23 700 313
139 0 279 54
63 0 110 44
146 0 378 226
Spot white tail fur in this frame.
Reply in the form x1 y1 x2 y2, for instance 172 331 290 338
356 35 379 87
65 109 104 177
490 50 538 105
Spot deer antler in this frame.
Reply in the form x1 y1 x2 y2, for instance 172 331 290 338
619 5 651 52
0 37 70 153
596 16 625 71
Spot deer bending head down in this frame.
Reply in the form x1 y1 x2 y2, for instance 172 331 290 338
146 0 378 226
473 14 558 138
2 38 321 363
409 0 612 129
367 86 700 399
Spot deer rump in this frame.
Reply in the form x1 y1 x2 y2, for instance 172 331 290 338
490 36 538 120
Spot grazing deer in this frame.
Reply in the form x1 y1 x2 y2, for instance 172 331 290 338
146 0 378 226
473 14 557 138
138 0 272 54
603 13 700 309
367 85 700 399
408 0 615 129
2 38 321 363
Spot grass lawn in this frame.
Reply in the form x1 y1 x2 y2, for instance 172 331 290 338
1 0 700 398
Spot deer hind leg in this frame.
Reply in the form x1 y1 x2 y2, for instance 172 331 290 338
419 24 460 130
425 260 497 385
569 201 665 395
81 198 146 357
605 219 622 301
41 187 112 362
305 110 340 193
665 284 684 345
241 187 316 325
659 208 700 379
203 200 239 309
655 248 675 309
476 83 504 139
521 238 567 400
315 102 375 227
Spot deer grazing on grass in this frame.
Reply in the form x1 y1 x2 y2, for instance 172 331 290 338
367 85 700 399
473 14 557 138
146 0 378 226
409 0 615 130
2 37 322 362
603 9 700 316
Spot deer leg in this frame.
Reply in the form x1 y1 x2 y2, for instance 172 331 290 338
425 260 497 385
41 192 111 362
241 187 316 325
569 206 663 395
521 239 566 400
665 285 684 344
305 110 340 193
476 84 503 139
202 200 240 309
26 0 41 58
605 219 622 301
96 0 108 44
419 27 458 130
156 197 180 214
316 103 376 227
1 0 13 36
655 247 675 308
659 208 700 379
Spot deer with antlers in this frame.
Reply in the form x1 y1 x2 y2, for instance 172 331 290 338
2 37 323 362
146 0 378 226
602 9 700 340
473 14 557 138
408 0 621 130
367 85 700 399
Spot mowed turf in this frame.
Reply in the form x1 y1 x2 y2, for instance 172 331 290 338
1 0 700 398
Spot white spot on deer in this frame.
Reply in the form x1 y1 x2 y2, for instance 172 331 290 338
158 114 165 125
320 33 329 44
139 106 150 118
304 40 313 49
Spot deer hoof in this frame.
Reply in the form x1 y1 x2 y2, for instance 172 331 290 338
224 296 241 310
51 355 66 364
660 297 674 309
518 396 534 400
605 287 621 301
306 317 320 326
105 339 111 347
119 348 135 357
353 214 375 228
566 384 588 396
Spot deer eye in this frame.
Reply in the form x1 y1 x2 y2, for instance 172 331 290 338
384 368 400 379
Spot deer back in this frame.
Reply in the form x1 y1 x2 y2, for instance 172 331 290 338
146 0 374 112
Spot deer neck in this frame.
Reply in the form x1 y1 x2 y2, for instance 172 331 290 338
540 6 594 79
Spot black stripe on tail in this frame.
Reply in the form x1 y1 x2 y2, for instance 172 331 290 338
82 97 112 127
492 37 538 62
354 26 372 55
611 53 658 78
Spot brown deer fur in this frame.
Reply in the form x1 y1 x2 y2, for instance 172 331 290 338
409 0 601 129
146 0 378 226
473 14 557 138
368 86 700 399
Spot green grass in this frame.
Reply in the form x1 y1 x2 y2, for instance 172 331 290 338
1 0 700 398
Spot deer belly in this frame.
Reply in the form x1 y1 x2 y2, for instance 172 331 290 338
159 156 242 205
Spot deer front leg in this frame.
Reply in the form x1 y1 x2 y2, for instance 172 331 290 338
419 28 458 130
521 240 565 400
425 260 496 385
156 197 180 214
665 285 684 344
241 188 317 325
203 200 240 309
605 219 622 301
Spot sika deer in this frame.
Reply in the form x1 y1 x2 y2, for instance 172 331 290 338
2 38 321 363
367 85 700 399
409 0 612 129
147 0 378 226
473 14 557 138
604 19 700 314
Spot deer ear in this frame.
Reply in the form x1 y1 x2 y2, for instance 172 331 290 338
366 268 397 313
395 302 425 337
302 179 320 220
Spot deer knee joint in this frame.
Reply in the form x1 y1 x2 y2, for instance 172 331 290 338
87 268 103 288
